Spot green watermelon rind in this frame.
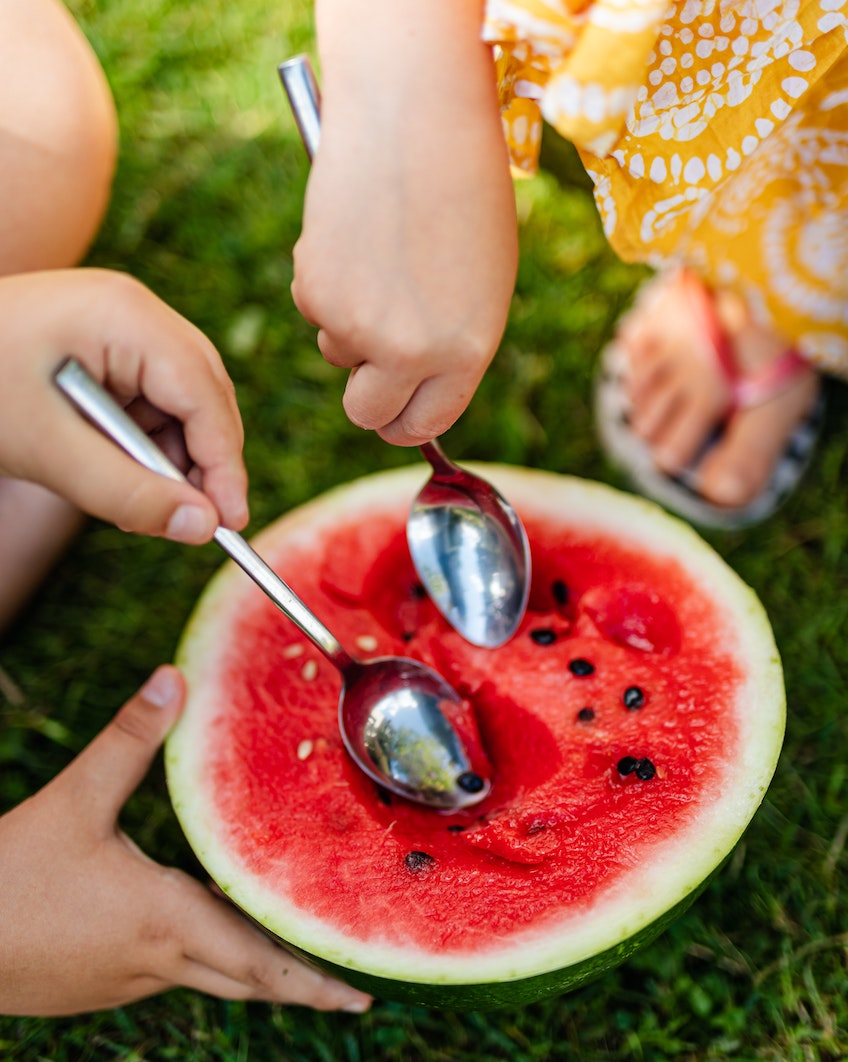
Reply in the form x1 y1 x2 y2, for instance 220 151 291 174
250 871 718 1010
165 466 785 1007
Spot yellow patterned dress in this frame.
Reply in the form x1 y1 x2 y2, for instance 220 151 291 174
484 0 848 377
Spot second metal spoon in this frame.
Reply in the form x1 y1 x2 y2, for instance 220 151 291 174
54 357 490 811
279 54 531 648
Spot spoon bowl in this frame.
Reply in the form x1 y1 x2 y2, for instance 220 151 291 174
408 441 531 648
53 358 491 811
279 55 532 647
343 656 488 806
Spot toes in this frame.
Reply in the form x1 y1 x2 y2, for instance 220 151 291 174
618 312 663 377
697 440 760 508
606 270 820 517
651 404 721 476
697 377 820 508
615 278 729 476
626 360 724 476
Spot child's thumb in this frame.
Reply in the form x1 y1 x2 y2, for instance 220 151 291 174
61 666 186 827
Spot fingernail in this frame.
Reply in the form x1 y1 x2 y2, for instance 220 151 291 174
226 473 250 528
140 667 180 708
167 504 212 543
342 997 372 1014
709 471 750 506
227 496 250 531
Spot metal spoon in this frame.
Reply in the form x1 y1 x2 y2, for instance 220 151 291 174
278 55 532 648
53 357 490 810
409 441 530 647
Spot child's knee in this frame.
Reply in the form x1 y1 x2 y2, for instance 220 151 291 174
0 0 119 273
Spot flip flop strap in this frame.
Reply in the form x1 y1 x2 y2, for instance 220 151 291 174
681 269 810 412
732 347 810 408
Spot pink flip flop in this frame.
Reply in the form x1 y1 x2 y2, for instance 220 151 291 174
594 270 824 530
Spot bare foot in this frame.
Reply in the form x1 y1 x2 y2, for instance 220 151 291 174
0 479 84 637
617 270 820 510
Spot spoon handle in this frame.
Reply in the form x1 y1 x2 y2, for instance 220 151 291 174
418 439 462 480
53 357 354 672
278 55 321 160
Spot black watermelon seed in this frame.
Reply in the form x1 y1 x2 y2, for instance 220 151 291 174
635 758 656 781
623 686 645 710
375 785 392 805
617 756 639 776
577 707 595 722
457 772 486 794
411 583 428 600
569 658 595 677
530 628 557 646
401 631 414 642
447 824 466 833
552 579 569 606
405 851 436 872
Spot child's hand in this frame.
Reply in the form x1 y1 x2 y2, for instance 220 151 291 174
0 666 373 1016
291 0 518 447
0 268 248 543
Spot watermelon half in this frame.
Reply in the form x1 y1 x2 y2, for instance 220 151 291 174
165 466 785 1009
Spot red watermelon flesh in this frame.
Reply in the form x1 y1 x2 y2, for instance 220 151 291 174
166 467 784 1006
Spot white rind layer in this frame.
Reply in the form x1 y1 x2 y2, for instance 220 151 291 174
165 466 785 987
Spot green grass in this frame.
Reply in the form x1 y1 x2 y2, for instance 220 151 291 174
2 1 848 1058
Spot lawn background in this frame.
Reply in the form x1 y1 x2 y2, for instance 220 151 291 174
2 1 848 1058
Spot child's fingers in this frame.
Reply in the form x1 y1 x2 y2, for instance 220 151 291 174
0 269 247 534
164 875 372 1011
88 337 247 531
342 363 475 447
340 362 419 435
111 342 249 532
45 270 248 531
177 947 372 1011
56 667 185 829
36 411 220 542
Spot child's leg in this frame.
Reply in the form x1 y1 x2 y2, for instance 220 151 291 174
0 0 118 635
0 483 87 636
0 0 117 273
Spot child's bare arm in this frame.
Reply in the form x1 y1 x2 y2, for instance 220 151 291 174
291 0 517 446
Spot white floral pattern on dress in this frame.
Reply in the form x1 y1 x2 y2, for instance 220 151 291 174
487 0 848 376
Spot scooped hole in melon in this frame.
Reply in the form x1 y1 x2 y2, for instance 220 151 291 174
357 528 441 642
581 584 681 655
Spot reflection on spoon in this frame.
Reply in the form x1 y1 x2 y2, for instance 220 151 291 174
409 440 530 647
